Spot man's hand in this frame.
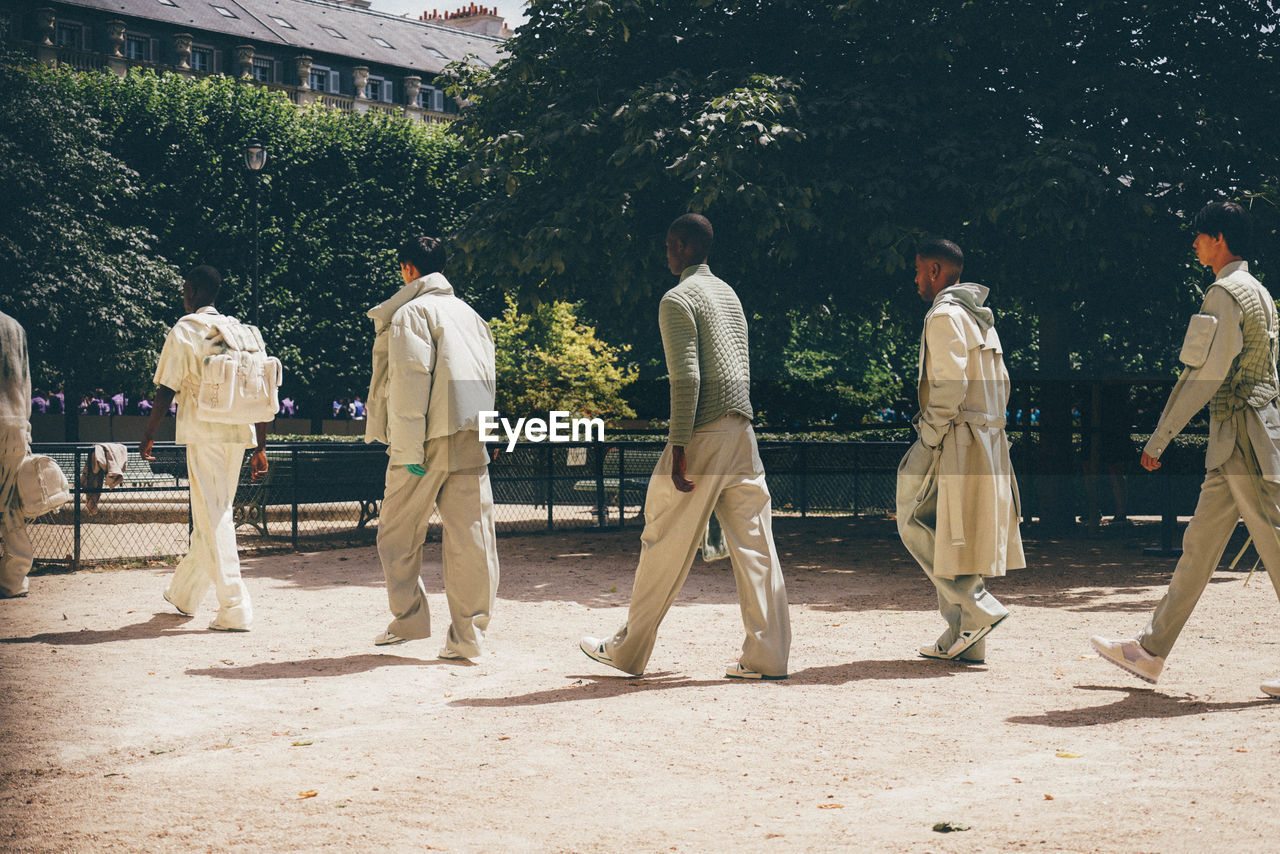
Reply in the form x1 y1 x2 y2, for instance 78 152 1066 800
250 448 269 482
139 438 155 461
406 463 426 477
1140 451 1161 472
670 445 694 493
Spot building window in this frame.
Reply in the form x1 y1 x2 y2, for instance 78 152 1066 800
191 47 212 71
321 26 344 39
417 86 445 112
308 65 329 91
211 5 236 17
156 0 178 6
371 36 393 49
423 46 446 60
366 77 381 100
252 56 274 83
125 35 150 61
269 16 294 29
55 23 82 49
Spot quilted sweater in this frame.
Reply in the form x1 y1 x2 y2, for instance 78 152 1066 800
658 264 753 446
1209 270 1279 422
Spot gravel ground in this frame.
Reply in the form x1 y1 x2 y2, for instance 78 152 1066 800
2 516 1278 853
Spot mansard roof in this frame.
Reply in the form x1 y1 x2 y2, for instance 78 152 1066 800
52 0 505 73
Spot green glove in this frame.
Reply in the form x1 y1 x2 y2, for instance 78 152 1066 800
405 464 426 477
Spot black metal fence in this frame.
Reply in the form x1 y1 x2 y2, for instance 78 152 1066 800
26 431 1199 567
26 439 918 566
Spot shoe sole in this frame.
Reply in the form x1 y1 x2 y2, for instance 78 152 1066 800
163 593 193 617
918 648 985 664
1091 638 1159 684
922 612 1008 661
208 624 250 632
580 641 641 676
726 670 787 681
375 636 408 646
438 650 469 660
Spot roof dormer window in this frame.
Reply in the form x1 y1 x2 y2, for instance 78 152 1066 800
211 5 236 17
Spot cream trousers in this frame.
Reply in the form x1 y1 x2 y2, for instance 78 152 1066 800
1140 430 1280 658
165 443 253 628
602 416 791 676
376 461 499 657
0 429 33 597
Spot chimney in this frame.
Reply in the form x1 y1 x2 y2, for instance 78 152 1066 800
421 5 512 38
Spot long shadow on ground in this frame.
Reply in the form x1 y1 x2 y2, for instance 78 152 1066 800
184 653 446 680
1006 684 1277 726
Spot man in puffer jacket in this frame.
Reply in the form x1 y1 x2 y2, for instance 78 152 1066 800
365 236 500 660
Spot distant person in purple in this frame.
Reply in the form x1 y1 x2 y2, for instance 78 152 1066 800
30 390 48 415
137 398 153 416
352 397 365 419
49 390 65 414
110 392 127 415
279 397 296 417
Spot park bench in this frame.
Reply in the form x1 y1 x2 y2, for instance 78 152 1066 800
571 445 664 505
46 448 179 493
145 447 385 536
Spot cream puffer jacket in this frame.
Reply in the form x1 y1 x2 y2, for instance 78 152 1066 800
364 273 496 467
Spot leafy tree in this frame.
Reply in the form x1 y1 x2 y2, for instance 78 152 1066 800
0 56 175 437
490 296 637 419
444 0 1280 525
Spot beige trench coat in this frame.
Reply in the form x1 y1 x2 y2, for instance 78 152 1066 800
897 284 1025 579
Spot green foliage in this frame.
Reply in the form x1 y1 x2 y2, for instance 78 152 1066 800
443 0 1280 404
2 63 484 411
489 296 638 419
0 56 175 400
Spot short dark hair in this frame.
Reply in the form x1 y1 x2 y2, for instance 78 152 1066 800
185 265 222 303
915 237 965 270
667 213 714 259
1192 200 1254 258
398 236 447 276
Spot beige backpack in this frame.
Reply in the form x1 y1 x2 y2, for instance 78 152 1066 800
16 454 71 518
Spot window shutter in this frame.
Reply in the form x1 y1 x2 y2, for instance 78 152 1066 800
432 89 444 112
329 69 339 94
382 80 392 103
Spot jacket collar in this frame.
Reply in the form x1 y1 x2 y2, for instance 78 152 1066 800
367 273 454 328
1216 260 1250 280
930 282 994 333
679 263 711 283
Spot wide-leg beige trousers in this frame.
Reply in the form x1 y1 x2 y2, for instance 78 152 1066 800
897 441 1008 658
602 415 791 677
0 428 34 597
376 461 499 657
165 443 253 628
1139 431 1280 658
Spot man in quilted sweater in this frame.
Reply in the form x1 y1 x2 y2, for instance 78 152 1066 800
1093 201 1280 697
0 310 33 598
580 214 791 679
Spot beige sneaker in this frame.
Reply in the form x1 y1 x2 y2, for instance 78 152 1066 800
1261 680 1280 698
1091 636 1164 684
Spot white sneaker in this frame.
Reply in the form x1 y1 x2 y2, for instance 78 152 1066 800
163 591 193 617
374 631 408 646
1091 636 1164 684
438 647 469 661
208 619 250 632
1261 680 1280 698
725 661 787 681
579 636 639 675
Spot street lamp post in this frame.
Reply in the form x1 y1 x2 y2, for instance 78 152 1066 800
243 138 268 326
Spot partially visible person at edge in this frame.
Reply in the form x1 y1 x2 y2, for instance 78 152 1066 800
1092 200 1280 698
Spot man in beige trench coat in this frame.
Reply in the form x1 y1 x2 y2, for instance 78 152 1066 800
897 237 1025 662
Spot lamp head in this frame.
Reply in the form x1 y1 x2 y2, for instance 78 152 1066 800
244 138 268 172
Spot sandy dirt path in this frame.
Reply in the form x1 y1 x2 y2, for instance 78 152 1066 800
2 517 1278 852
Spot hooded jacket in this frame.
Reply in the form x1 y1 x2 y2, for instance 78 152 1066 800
364 273 496 467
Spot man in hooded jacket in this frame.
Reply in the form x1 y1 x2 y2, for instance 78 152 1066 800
0 311 34 598
365 236 500 660
897 237 1025 663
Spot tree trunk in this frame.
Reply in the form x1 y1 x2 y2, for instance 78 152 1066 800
1036 303 1076 531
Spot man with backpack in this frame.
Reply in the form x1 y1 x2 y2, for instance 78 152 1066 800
140 265 277 631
